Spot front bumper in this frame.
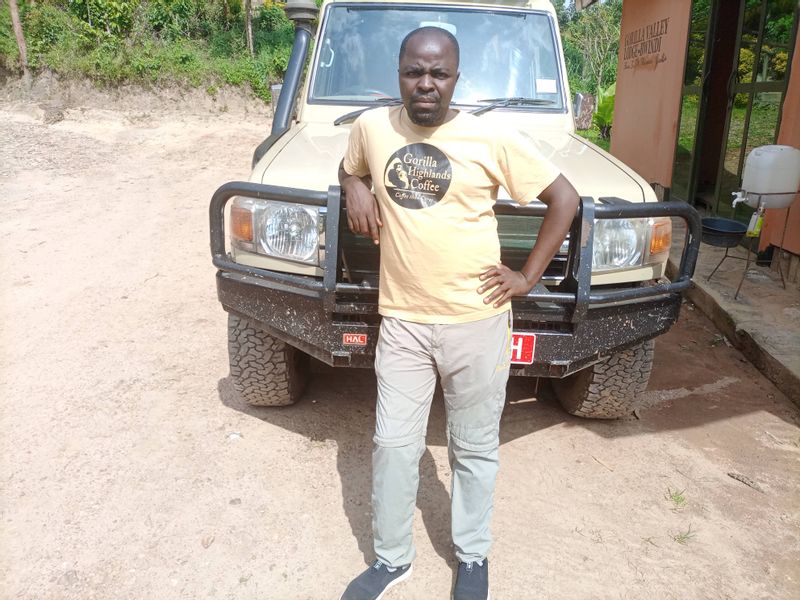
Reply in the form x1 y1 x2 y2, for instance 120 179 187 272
210 182 701 377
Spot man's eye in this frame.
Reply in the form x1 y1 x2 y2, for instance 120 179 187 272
433 72 449 79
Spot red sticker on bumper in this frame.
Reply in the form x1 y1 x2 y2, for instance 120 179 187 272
511 333 536 364
343 333 368 346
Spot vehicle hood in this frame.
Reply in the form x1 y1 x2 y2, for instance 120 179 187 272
259 122 649 203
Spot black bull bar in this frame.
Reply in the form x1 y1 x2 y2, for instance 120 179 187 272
210 182 701 377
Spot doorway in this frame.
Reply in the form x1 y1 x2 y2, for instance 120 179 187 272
671 0 798 223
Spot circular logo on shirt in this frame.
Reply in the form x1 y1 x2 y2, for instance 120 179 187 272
383 143 452 209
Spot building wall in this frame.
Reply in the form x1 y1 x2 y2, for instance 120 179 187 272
610 0 692 187
761 33 800 255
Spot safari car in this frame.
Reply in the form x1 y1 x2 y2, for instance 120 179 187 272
209 0 700 418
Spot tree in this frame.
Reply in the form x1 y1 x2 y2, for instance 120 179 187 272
7 0 29 81
244 0 254 57
564 0 621 96
551 0 575 29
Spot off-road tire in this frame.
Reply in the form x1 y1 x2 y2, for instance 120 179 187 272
227 313 310 406
552 339 655 419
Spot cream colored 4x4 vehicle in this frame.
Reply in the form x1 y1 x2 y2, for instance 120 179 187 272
210 0 701 418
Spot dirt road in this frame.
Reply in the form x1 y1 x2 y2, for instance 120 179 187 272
1 103 798 600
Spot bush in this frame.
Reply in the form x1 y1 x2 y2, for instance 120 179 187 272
735 47 755 107
209 29 247 59
68 0 139 35
24 3 102 68
0 2 19 69
592 82 615 140
0 0 293 102
257 1 291 33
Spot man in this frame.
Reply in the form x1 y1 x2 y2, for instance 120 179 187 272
339 26 579 600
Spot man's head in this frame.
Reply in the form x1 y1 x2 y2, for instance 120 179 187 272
398 27 460 127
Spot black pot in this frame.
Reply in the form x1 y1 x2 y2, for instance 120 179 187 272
701 217 747 248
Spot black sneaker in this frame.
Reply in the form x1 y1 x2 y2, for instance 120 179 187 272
340 560 413 600
453 559 489 600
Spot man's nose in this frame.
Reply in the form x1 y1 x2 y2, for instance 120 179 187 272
417 74 434 91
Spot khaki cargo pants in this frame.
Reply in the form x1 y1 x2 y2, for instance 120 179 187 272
371 312 511 566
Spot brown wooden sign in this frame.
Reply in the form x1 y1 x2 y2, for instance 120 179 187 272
623 17 670 70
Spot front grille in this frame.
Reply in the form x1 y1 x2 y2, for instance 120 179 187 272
512 319 572 333
333 312 381 325
338 214 569 286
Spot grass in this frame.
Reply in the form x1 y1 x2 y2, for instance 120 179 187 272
665 487 687 511
671 524 696 545
673 92 782 221
575 127 611 152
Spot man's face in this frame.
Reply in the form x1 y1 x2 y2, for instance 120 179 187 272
398 32 459 127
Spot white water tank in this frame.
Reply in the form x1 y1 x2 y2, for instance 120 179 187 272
740 145 800 208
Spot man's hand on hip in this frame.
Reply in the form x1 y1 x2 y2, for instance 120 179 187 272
478 264 533 308
479 174 579 308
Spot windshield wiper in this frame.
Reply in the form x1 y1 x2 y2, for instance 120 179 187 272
334 98 403 126
471 97 555 116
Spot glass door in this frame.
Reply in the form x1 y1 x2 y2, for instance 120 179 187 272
713 0 799 220
671 0 717 204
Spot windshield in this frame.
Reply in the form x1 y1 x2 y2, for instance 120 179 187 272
310 4 564 110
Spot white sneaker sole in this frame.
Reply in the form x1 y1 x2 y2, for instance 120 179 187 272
375 564 413 600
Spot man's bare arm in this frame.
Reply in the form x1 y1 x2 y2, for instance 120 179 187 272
478 174 579 307
338 159 382 245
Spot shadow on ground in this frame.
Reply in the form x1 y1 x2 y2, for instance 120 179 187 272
216 305 799 566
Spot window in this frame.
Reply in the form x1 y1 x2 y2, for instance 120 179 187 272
310 4 564 110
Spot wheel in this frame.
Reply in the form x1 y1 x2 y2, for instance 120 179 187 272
552 339 655 419
227 313 310 406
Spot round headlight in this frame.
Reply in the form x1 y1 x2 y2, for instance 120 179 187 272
259 203 319 264
592 218 645 271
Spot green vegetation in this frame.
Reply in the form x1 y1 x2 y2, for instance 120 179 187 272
674 92 780 216
1 0 294 101
574 127 610 152
665 487 687 511
0 3 20 69
671 524 696 545
554 0 621 147
554 0 622 97
592 82 615 140
4 0 625 111
686 0 792 111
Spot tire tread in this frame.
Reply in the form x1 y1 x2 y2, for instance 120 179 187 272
553 340 655 419
227 313 308 406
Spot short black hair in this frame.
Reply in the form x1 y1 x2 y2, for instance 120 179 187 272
399 26 460 66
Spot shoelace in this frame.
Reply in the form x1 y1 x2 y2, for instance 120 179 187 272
464 560 484 574
373 560 398 573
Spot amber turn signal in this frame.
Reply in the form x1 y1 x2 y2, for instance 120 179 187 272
649 220 672 256
231 205 254 242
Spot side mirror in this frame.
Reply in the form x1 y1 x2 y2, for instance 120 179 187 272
573 93 596 131
271 83 283 118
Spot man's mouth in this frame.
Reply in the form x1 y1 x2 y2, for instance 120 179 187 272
412 96 438 108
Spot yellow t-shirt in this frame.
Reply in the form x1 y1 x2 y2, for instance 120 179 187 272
343 105 560 324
